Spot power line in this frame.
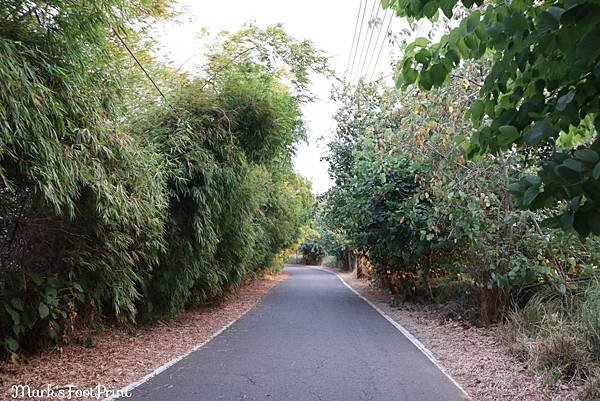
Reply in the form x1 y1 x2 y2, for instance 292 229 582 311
363 9 389 81
348 0 369 84
366 17 426 82
369 12 393 81
350 0 377 84
351 0 378 83
344 0 365 84
373 72 394 83
356 4 382 80
414 19 426 38
112 27 172 107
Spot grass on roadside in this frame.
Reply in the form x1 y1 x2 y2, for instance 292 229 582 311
504 281 600 399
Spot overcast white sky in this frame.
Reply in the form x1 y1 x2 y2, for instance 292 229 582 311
156 0 415 193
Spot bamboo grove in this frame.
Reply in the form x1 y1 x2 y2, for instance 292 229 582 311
0 1 324 357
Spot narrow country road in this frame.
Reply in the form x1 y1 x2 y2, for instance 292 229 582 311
119 265 468 401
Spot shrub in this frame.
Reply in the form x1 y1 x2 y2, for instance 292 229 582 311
299 239 326 265
533 329 587 382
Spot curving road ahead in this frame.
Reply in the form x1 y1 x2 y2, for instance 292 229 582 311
119 265 468 401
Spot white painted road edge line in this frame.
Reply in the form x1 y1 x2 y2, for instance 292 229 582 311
103 317 244 401
102 279 285 401
311 266 471 400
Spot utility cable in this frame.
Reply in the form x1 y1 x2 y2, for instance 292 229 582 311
349 0 376 84
345 0 365 84
112 27 172 108
364 9 390 81
369 12 393 81
357 4 382 80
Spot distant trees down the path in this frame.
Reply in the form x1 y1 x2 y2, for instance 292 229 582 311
0 1 325 359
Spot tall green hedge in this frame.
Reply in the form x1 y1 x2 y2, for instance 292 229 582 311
0 2 317 357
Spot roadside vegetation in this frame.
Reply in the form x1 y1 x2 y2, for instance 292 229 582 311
0 1 325 360
2 0 599 397
300 0 600 395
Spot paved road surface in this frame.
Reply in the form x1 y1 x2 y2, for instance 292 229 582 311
120 265 468 401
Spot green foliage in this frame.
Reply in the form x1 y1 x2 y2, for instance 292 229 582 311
322 82 437 295
135 68 314 314
299 237 326 265
0 0 171 356
0 273 84 357
311 197 349 264
205 24 331 102
325 132 423 268
324 61 599 323
387 0 600 236
0 2 318 356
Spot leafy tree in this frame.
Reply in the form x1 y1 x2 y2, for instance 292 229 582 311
323 82 433 293
324 63 600 321
387 0 600 236
205 24 331 102
298 238 326 265
131 28 324 316
311 196 349 264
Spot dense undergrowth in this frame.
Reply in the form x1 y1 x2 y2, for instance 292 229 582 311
0 1 324 359
506 282 600 396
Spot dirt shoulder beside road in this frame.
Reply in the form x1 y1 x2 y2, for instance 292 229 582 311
328 268 582 401
0 273 286 401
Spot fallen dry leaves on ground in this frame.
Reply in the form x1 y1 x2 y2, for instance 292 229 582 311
0 273 286 401
332 269 584 401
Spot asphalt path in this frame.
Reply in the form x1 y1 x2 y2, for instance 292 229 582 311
119 265 468 401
